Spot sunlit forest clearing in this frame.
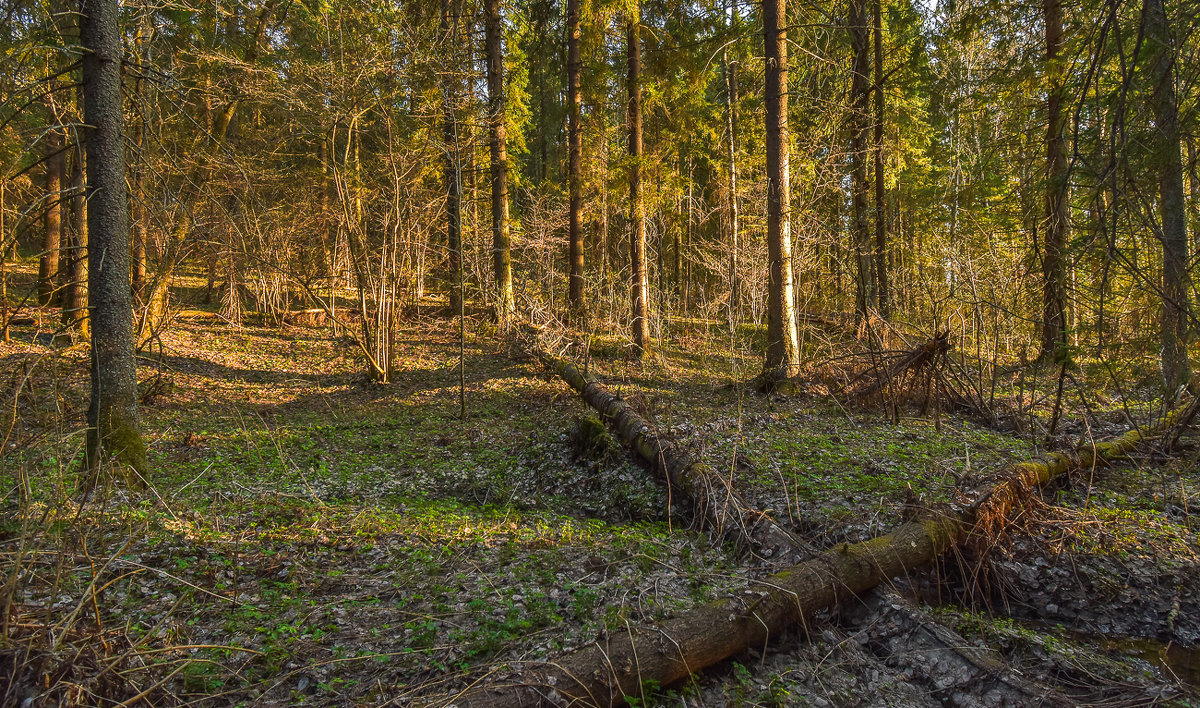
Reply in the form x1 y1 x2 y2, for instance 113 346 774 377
2 0 1200 705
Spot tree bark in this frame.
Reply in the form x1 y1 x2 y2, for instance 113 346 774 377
39 128 64 306
850 0 874 321
436 399 1193 708
873 0 889 318
723 0 740 313
628 11 650 356
566 0 586 323
763 0 800 378
1145 0 1191 393
1039 0 1069 360
485 0 515 328
61 139 89 335
442 0 462 316
81 0 147 479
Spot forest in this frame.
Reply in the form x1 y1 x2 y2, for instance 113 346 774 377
1 0 1199 704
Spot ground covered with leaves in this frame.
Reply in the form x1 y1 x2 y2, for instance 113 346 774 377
3 290 1200 706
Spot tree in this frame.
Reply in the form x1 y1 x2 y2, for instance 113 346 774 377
566 0 586 323
850 0 874 320
81 0 147 477
1039 0 1068 359
442 0 463 315
1144 0 1191 392
628 6 650 356
873 0 889 318
38 126 63 305
763 0 801 377
485 0 516 327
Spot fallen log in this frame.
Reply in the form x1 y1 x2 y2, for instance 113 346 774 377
538 350 808 560
434 400 1192 708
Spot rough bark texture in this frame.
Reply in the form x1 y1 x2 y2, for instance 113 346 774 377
763 0 800 378
81 0 147 478
850 0 874 320
539 351 809 559
485 0 515 328
39 129 63 306
433 398 1192 708
1040 0 1068 360
627 12 650 356
566 0 585 323
1145 0 1192 393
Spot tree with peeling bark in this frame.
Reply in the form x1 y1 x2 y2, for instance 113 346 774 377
81 0 147 479
763 0 800 379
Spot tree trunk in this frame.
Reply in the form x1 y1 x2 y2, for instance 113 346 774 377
723 0 740 312
850 0 873 321
443 0 462 315
485 0 515 328
539 351 808 558
81 0 147 479
1145 0 1191 393
873 0 889 318
1039 0 1068 360
566 0 586 323
61 139 89 336
628 11 650 356
39 128 64 306
438 399 1194 708
763 0 800 378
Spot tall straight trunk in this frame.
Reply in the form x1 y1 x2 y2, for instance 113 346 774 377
628 10 650 356
849 0 873 320
566 0 585 322
1145 0 1191 392
873 0 889 318
763 0 800 377
82 0 147 477
39 128 64 305
442 0 462 314
62 139 88 335
723 0 740 311
485 0 515 327
1040 0 1069 359
130 18 149 301
1188 136 1199 255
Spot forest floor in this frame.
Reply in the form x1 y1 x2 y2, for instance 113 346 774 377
2 271 1200 706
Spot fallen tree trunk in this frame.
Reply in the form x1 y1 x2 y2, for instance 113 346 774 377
434 399 1192 708
538 350 807 560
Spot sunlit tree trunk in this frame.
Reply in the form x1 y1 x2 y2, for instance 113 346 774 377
873 0 889 318
485 0 515 328
723 0 740 312
850 0 873 320
62 138 89 336
1145 0 1191 392
82 0 147 478
763 0 800 376
628 9 650 356
1039 0 1068 359
442 0 462 315
566 0 585 323
39 127 63 306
